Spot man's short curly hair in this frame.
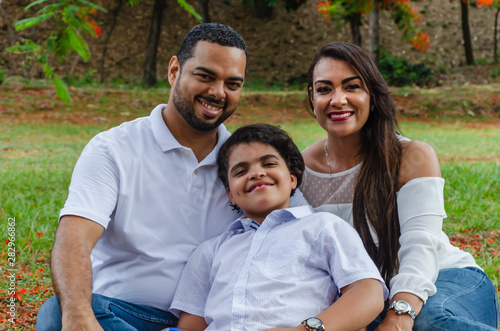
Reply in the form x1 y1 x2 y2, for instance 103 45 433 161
177 23 248 73
217 124 304 197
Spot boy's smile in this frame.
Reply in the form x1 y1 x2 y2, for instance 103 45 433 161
226 142 297 224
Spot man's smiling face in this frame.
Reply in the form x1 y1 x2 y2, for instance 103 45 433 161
171 41 246 132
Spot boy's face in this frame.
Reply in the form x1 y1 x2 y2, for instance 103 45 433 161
226 142 297 224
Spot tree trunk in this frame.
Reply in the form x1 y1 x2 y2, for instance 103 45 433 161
349 12 362 47
197 0 211 23
460 0 474 65
494 6 499 64
253 0 273 21
142 0 166 88
369 0 380 66
99 0 124 83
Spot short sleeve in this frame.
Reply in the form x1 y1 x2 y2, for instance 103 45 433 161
59 133 120 228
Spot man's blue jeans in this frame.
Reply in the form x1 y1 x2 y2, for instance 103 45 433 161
370 267 499 331
36 293 178 331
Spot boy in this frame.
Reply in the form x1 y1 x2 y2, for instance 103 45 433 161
170 124 388 331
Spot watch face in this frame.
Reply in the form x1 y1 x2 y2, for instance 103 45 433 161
306 317 323 328
395 300 410 312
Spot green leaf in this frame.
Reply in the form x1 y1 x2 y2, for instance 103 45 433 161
37 2 66 14
25 0 50 11
66 27 91 60
13 13 54 31
53 74 73 104
176 0 202 22
77 0 108 13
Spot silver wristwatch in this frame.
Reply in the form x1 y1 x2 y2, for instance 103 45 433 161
302 317 325 330
388 300 416 320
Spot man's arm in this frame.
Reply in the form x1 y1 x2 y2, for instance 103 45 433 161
51 215 105 331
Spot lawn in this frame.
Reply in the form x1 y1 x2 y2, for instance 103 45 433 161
1 84 499 330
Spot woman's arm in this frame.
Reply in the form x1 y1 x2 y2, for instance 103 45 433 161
377 141 443 330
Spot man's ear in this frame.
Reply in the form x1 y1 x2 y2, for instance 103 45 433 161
168 56 180 87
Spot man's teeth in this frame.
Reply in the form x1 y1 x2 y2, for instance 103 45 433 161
201 101 222 111
329 112 352 119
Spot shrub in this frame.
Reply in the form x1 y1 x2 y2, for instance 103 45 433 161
379 49 436 87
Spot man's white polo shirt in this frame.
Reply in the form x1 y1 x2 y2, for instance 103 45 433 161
60 104 241 311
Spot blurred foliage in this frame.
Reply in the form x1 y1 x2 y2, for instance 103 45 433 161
379 48 436 87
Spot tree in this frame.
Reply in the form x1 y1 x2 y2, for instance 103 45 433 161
197 0 211 22
316 0 429 64
142 0 201 87
475 0 499 63
461 0 474 65
142 0 167 87
495 1 500 63
99 0 141 83
369 0 380 64
317 0 370 46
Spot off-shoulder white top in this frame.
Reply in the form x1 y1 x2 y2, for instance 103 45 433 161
301 167 479 303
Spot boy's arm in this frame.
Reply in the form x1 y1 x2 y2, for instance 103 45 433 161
265 278 384 331
176 312 208 331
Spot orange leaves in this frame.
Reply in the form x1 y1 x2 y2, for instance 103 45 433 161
81 14 102 37
412 31 430 52
476 0 494 6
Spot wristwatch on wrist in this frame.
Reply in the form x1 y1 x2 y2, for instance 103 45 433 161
388 300 416 320
302 317 325 330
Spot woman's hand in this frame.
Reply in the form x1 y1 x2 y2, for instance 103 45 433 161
374 310 413 331
264 326 304 331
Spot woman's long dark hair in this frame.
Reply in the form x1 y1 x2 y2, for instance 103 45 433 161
306 42 402 287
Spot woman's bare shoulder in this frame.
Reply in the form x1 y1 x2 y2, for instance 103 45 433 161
399 140 442 188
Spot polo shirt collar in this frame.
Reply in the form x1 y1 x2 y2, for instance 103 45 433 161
227 206 314 233
150 104 231 161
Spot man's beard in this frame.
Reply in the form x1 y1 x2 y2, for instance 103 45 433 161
173 82 236 132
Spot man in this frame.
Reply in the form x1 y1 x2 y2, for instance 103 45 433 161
36 23 250 330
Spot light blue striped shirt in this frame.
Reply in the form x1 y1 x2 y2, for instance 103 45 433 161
170 206 388 330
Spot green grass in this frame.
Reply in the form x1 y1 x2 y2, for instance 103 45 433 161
0 97 499 328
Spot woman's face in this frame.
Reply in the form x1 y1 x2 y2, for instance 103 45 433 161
309 58 370 140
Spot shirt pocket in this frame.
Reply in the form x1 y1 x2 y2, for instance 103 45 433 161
262 241 309 281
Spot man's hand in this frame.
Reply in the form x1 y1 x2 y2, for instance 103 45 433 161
61 307 104 331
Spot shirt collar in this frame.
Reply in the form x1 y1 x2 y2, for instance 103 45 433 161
150 104 231 162
227 205 314 233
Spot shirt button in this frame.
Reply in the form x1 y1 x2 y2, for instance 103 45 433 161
184 150 189 155
235 299 242 304
235 324 242 329
240 274 247 279
194 169 198 175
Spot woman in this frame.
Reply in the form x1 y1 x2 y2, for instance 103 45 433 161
300 42 499 331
